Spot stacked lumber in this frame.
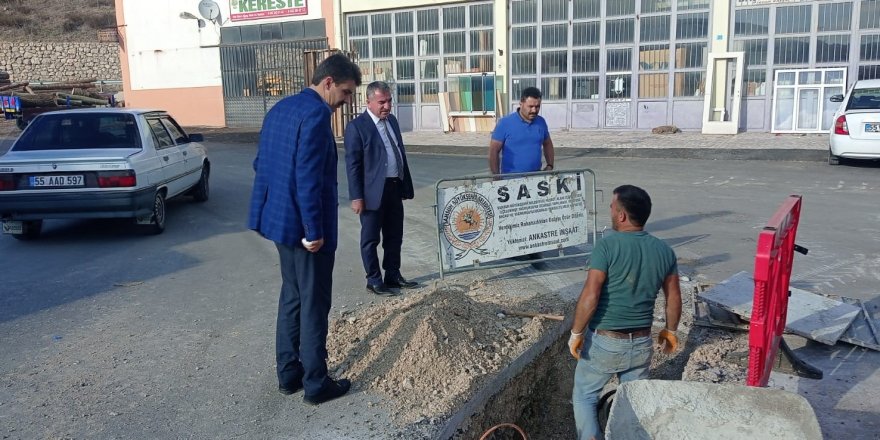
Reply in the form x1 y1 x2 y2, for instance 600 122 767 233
0 78 111 109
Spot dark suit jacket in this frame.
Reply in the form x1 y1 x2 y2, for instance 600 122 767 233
247 88 339 251
344 111 414 211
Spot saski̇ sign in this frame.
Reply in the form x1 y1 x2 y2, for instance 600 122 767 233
230 0 308 22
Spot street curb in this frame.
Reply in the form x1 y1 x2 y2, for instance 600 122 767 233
197 132 827 162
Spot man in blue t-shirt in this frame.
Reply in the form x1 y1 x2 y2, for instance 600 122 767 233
488 87 555 175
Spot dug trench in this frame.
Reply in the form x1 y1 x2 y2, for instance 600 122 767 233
324 274 749 439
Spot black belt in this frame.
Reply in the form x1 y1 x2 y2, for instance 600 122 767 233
594 327 651 339
385 177 401 182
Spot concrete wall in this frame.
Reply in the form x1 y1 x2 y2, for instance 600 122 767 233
0 42 121 83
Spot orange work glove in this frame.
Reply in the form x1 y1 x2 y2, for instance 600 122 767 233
657 329 678 354
568 331 584 359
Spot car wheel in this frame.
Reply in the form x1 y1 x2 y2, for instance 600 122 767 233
145 191 166 235
191 163 210 202
828 149 840 165
12 220 42 241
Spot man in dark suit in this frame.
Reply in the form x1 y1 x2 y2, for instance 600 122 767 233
344 81 418 296
248 54 361 405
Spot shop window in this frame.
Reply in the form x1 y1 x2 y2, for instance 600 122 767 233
573 22 600 46
606 19 635 44
859 65 880 80
396 36 414 57
676 13 708 39
743 69 767 96
818 3 852 32
573 0 600 19
678 0 709 10
372 14 391 35
418 34 440 56
396 59 415 81
350 39 369 58
541 51 568 74
349 16 368 37
734 8 769 36
512 53 536 75
607 74 632 98
572 76 600 99
512 27 537 50
639 73 668 98
816 35 849 63
444 32 465 54
470 55 494 72
733 39 767 65
542 77 568 100
675 42 706 68
674 72 704 97
261 23 282 40
512 0 537 24
443 6 465 30
421 60 439 79
542 24 568 48
470 4 493 27
470 30 493 52
420 82 439 103
241 26 260 43
861 0 880 29
395 12 413 33
396 83 416 104
640 16 670 42
418 9 439 31
372 61 392 82
862 35 880 61
642 0 671 13
607 0 635 17
512 78 538 100
372 38 392 59
543 0 568 21
446 73 496 113
607 49 632 72
572 49 600 73
775 37 810 64
639 44 670 71
776 5 811 34
443 56 466 74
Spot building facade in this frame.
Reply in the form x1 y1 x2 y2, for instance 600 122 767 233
115 0 880 131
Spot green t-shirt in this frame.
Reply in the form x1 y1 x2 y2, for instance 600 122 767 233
587 230 677 330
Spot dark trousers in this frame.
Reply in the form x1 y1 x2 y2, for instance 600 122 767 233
275 242 335 395
359 177 404 285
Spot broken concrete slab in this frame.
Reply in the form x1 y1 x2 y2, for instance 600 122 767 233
698 271 860 345
605 380 822 440
822 295 880 351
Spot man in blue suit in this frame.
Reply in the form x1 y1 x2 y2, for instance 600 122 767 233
248 54 361 405
344 81 417 296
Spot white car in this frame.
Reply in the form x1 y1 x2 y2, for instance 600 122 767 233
0 109 210 239
828 79 880 165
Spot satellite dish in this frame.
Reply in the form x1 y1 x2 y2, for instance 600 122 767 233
198 0 220 21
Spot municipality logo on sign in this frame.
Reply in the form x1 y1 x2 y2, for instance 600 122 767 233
441 191 494 260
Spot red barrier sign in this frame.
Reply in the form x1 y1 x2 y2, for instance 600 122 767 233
747 195 803 387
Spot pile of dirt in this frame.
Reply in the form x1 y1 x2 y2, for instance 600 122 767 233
326 279 568 425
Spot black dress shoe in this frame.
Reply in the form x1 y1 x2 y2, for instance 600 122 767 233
303 378 351 405
386 276 419 289
366 283 398 296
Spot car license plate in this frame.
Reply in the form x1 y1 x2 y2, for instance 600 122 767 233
2 220 23 235
28 175 84 187
866 123 880 133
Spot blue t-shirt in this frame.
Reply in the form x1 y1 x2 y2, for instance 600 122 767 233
491 111 549 173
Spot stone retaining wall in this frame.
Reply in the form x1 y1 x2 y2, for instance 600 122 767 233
0 42 121 84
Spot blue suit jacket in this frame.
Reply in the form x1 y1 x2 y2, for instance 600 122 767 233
248 88 338 251
343 111 414 211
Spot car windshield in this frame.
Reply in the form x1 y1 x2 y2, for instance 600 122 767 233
847 88 880 111
13 113 142 151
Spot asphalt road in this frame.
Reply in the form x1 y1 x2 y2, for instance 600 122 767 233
1 141 878 438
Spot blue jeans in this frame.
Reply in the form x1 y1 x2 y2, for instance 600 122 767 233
572 331 653 440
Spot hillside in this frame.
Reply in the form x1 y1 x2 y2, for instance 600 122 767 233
0 0 116 42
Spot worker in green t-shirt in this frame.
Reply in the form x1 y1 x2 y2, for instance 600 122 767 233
568 184 682 440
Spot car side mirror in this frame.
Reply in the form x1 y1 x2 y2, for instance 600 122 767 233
188 133 204 142
829 94 844 103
